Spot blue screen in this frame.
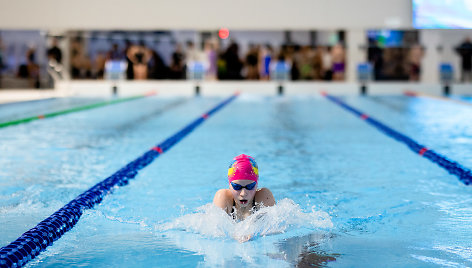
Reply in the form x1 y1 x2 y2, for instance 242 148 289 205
367 30 404 47
413 0 472 29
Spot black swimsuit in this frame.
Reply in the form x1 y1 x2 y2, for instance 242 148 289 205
231 199 257 219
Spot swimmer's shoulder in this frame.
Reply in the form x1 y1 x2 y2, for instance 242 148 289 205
255 187 276 206
213 188 233 213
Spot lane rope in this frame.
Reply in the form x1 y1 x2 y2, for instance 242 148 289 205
404 90 472 107
321 91 472 186
0 91 157 129
0 93 239 268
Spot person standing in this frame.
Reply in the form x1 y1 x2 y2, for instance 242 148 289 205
407 44 423 82
223 43 243 80
455 37 472 82
47 37 62 64
204 40 217 80
245 44 260 80
259 44 273 80
126 41 151 80
169 43 186 79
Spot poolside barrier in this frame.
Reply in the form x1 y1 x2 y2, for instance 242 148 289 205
0 91 157 129
322 92 472 186
0 93 239 268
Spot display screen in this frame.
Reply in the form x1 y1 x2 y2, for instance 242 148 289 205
413 0 472 29
367 30 404 47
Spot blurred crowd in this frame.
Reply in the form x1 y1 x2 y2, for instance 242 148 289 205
367 39 424 81
69 38 347 81
1 32 472 89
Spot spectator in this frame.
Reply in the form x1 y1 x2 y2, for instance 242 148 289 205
368 38 384 80
270 52 291 81
148 49 167 79
408 44 423 81
18 48 40 88
169 43 186 79
124 39 134 80
222 43 243 80
204 40 217 80
47 37 62 64
259 44 273 80
217 50 227 80
186 41 200 64
383 47 408 80
70 36 92 79
331 44 345 81
455 37 472 82
94 51 107 79
126 41 151 80
299 46 315 80
322 46 333 80
107 43 123 60
245 44 260 80
186 40 207 79
312 46 324 80
288 45 300 81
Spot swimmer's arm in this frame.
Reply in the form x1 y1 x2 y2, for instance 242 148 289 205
213 189 232 214
255 188 276 207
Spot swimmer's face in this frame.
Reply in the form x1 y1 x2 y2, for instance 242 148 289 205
230 179 257 208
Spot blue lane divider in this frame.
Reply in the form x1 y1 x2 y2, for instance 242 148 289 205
0 93 239 268
321 92 472 186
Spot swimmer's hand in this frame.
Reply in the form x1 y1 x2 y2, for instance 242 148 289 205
235 234 253 243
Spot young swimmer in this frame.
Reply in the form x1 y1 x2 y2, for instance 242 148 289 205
213 154 275 221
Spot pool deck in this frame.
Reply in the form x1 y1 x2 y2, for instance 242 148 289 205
0 81 470 104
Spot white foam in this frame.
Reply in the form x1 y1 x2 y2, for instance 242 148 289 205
156 198 332 242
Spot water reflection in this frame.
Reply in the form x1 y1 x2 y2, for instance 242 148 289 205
274 232 339 267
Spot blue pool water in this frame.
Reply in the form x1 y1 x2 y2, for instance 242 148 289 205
1 94 472 267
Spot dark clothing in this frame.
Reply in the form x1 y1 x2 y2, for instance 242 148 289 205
291 60 300 80
108 49 123 60
455 40 472 82
368 45 384 80
456 41 472 70
47 46 62 63
224 53 243 80
148 51 168 79
246 52 258 66
231 199 257 220
126 57 134 80
169 51 185 79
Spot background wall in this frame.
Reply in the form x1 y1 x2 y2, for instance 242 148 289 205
0 0 411 30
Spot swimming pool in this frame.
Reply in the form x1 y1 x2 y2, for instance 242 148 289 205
1 93 472 267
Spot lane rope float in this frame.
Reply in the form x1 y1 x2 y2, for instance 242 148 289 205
321 92 472 186
0 92 239 268
0 91 157 129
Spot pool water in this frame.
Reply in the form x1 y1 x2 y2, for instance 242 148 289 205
1 94 472 267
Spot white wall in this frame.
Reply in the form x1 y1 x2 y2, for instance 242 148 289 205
0 0 411 30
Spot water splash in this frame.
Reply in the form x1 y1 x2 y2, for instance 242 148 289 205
157 198 332 242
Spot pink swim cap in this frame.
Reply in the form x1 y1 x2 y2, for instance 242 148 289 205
228 154 259 183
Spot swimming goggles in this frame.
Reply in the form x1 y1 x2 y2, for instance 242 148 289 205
231 181 257 191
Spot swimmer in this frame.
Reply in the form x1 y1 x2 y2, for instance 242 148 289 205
213 154 275 221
